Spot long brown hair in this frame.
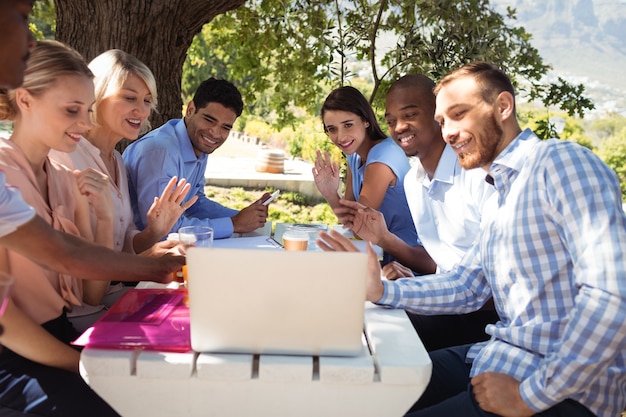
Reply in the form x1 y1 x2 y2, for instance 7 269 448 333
321 86 386 141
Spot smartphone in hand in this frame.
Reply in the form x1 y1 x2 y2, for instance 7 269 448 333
262 189 280 206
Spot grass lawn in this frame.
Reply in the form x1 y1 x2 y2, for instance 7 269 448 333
205 185 337 227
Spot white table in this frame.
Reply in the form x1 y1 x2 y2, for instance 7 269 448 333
211 222 384 257
80 302 431 417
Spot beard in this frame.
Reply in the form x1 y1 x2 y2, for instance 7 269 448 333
457 111 503 170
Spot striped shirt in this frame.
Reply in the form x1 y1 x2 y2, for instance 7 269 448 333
378 129 626 416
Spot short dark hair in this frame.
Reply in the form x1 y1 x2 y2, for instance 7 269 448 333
192 77 244 117
387 74 436 113
321 86 386 141
434 62 516 106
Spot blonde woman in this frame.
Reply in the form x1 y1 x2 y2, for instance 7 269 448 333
49 50 195 330
0 40 121 416
50 49 196 256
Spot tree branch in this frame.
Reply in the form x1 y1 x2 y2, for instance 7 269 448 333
368 0 387 103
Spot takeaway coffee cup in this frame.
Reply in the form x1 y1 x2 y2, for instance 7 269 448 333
282 230 309 251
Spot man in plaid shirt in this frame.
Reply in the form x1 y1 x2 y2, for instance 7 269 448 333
320 62 625 417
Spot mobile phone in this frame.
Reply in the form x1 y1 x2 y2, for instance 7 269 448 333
262 189 280 206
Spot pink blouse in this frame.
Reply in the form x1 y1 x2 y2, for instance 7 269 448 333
0 140 83 324
50 137 139 253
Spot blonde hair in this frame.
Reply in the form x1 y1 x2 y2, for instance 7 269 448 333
88 49 158 135
0 40 92 121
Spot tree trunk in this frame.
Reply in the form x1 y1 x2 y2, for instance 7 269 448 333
54 0 245 131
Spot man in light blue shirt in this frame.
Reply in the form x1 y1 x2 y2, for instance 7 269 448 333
123 78 269 239
321 63 625 417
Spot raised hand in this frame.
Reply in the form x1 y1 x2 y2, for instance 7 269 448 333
145 176 198 238
312 150 341 202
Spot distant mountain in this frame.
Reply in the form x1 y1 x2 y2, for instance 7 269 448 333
493 0 626 116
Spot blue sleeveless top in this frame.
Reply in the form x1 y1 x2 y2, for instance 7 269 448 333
347 137 418 264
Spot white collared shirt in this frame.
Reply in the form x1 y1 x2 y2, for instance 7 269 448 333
403 144 495 272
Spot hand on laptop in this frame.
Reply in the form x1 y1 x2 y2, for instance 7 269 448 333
317 230 384 302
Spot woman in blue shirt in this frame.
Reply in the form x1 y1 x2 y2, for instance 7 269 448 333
313 86 419 266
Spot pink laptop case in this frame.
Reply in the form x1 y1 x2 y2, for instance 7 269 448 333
72 288 192 352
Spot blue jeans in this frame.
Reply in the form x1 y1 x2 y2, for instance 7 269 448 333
405 344 595 417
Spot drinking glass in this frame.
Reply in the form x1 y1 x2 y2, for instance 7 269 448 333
177 226 213 289
178 226 214 249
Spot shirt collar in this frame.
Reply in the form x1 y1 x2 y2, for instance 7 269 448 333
175 118 207 164
415 144 458 186
487 128 541 200
488 128 540 179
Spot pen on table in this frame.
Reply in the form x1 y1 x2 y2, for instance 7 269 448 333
266 237 284 248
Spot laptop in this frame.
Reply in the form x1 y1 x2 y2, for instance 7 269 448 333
185 247 368 356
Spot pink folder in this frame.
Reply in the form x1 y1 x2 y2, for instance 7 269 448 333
73 288 192 352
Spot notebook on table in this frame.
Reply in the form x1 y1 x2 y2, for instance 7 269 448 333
72 288 191 352
185 247 368 356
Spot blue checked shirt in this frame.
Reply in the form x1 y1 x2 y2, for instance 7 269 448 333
378 129 626 416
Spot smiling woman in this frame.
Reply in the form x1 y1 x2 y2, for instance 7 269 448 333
312 86 418 266
0 39 108 316
47 49 194 333
49 49 192 259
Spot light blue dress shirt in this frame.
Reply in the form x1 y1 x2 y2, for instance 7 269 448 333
403 144 495 272
378 129 626 417
123 119 237 239
348 137 419 260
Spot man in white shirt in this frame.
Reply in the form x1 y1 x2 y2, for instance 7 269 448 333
335 75 497 351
